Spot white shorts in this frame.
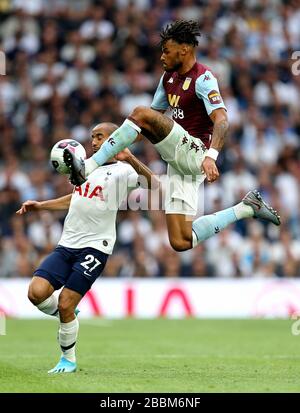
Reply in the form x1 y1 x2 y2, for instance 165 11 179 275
154 120 207 176
155 121 207 215
164 164 205 215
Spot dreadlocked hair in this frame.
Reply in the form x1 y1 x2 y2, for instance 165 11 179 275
160 20 201 47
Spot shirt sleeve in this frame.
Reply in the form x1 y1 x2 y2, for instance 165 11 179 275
151 74 169 111
195 70 227 115
125 165 140 190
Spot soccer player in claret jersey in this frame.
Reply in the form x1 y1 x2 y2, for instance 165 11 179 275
17 122 158 374
64 20 280 252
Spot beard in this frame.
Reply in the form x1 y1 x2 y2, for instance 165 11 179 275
164 60 182 73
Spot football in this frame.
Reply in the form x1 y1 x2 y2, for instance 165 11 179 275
50 139 86 175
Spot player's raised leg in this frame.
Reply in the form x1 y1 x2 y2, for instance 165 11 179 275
191 189 280 246
166 214 193 251
48 288 81 374
166 190 280 251
28 248 81 318
64 106 173 186
28 276 58 316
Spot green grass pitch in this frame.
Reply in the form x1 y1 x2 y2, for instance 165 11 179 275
0 318 299 393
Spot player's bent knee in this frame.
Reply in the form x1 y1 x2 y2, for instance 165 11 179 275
169 238 191 252
130 106 153 127
27 286 44 306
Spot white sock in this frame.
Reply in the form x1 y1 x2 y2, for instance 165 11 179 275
233 202 254 220
58 318 79 363
84 157 99 176
37 295 59 317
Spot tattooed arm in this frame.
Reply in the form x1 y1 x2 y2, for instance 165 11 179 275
201 108 229 183
209 108 229 152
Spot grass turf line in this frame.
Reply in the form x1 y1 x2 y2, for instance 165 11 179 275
0 319 299 393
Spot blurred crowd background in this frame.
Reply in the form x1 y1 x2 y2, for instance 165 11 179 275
0 0 300 279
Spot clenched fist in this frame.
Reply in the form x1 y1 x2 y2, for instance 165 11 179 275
201 157 220 183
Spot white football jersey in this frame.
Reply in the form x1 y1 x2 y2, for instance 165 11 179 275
58 162 139 254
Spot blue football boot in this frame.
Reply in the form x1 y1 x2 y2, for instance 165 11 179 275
48 356 77 374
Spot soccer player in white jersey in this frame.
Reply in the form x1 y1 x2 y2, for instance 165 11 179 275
64 20 280 252
16 122 159 374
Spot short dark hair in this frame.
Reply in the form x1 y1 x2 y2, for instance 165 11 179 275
160 20 201 47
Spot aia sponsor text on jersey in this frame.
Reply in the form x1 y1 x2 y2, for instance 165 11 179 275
74 182 105 201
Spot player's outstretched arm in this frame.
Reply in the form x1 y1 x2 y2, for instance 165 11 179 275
202 108 229 183
16 194 72 215
115 148 160 190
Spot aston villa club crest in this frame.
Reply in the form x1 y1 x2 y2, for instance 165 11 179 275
182 77 192 91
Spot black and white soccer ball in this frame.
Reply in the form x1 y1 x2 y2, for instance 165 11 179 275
50 139 86 175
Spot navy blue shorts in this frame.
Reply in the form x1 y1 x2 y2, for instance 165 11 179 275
34 245 108 296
